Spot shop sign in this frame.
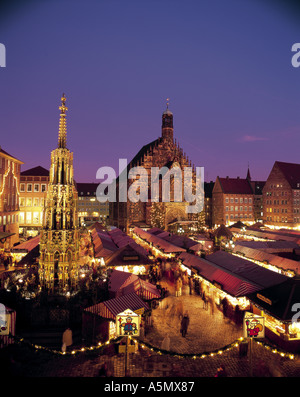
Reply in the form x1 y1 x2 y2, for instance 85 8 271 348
123 255 139 261
116 308 140 337
243 312 265 339
134 308 144 315
257 293 272 305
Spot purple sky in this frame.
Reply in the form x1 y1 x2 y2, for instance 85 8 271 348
0 0 300 183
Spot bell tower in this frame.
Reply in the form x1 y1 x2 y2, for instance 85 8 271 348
39 94 80 292
161 98 173 141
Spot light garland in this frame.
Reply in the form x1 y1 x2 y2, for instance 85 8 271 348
7 333 296 361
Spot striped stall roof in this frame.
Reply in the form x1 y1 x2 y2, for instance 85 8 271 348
108 269 139 294
179 251 288 297
85 292 150 320
122 278 161 300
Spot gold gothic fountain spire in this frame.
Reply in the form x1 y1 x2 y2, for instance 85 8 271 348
58 93 68 149
39 93 80 292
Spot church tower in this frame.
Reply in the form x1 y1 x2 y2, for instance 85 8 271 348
39 94 80 292
161 98 173 141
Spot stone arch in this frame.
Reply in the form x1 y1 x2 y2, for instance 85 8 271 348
165 204 187 226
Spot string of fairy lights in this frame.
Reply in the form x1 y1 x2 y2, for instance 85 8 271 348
7 333 296 361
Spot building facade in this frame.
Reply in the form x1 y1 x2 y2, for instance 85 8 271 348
39 94 80 292
212 174 254 226
19 166 49 237
0 147 23 248
263 161 300 229
109 104 201 234
76 182 109 226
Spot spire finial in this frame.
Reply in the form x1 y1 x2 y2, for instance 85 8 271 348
58 93 68 148
166 97 170 109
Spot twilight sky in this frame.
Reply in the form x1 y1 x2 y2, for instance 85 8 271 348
0 0 300 183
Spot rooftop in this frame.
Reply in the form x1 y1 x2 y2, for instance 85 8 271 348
21 166 49 177
217 176 253 195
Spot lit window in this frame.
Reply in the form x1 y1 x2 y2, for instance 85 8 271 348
33 212 39 224
26 212 32 224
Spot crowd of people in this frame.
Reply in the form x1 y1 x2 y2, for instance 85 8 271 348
0 250 14 270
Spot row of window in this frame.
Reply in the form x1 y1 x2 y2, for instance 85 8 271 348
268 184 300 189
266 216 288 223
20 197 45 207
225 197 252 204
20 183 47 193
226 214 252 220
19 211 42 225
266 208 288 213
0 214 18 226
225 206 252 212
266 191 288 197
266 199 288 205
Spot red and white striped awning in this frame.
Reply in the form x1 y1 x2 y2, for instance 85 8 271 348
121 279 161 300
85 292 150 320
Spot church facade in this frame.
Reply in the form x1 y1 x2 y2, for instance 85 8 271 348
39 94 80 292
109 104 203 234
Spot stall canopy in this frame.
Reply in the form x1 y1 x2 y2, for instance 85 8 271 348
233 240 299 253
233 244 300 275
89 225 118 259
107 269 160 299
146 228 202 252
133 227 186 253
213 224 233 240
89 225 151 265
179 252 263 297
179 250 288 297
107 269 139 296
231 227 300 244
121 278 161 300
11 235 40 253
105 243 153 268
85 292 150 320
246 277 300 323
206 251 288 289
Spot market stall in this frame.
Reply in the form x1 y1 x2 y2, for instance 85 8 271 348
233 244 299 277
104 243 153 275
11 235 40 264
178 250 288 322
133 227 186 258
83 292 150 342
246 277 300 353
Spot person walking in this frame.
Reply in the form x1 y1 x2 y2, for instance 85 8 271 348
175 277 180 297
161 334 170 351
188 276 193 295
180 312 190 337
202 292 208 310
